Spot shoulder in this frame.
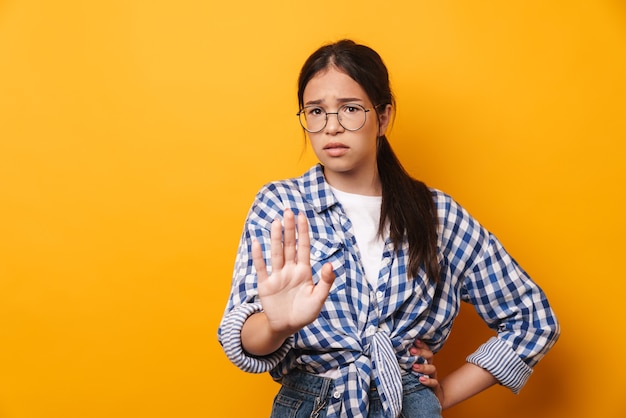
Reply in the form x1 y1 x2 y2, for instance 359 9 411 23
256 177 300 200
428 187 457 214
248 165 325 216
249 178 301 219
428 188 484 235
254 166 316 204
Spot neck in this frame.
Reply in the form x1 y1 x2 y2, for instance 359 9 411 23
323 167 382 196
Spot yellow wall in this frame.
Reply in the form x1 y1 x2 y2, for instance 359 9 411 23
1 1 624 417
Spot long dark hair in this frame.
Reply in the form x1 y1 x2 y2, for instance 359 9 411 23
297 39 440 282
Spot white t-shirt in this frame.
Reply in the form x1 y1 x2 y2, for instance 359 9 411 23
330 186 385 288
315 187 386 379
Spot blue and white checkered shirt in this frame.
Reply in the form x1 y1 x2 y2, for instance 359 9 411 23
219 164 559 417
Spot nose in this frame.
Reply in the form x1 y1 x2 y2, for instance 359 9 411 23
324 112 344 134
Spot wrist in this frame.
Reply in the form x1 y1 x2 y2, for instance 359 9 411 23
242 312 292 356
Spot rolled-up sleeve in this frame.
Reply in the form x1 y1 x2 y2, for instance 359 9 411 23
219 301 294 373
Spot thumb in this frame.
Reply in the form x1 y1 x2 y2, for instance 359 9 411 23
314 262 335 297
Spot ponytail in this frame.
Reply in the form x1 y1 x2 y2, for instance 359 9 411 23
377 135 440 282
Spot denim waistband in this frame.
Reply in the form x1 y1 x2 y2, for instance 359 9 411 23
280 369 335 396
280 369 426 398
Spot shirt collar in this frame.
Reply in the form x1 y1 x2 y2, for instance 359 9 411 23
298 164 339 214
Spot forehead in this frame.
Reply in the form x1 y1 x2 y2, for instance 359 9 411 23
302 66 369 104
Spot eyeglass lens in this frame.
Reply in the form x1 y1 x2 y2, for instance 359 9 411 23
299 104 368 133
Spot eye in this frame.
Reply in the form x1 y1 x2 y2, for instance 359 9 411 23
305 107 324 117
341 105 363 114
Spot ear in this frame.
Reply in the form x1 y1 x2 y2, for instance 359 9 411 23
377 104 393 136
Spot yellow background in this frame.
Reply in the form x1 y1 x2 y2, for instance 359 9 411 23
1 1 625 417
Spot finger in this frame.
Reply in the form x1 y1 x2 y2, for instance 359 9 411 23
270 218 284 270
413 339 428 351
412 362 437 378
295 212 311 265
410 340 434 362
251 239 269 282
420 348 434 363
418 375 440 389
282 209 296 264
424 363 437 378
410 339 423 353
411 356 428 373
313 262 335 300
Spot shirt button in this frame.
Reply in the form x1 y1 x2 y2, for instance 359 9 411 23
333 391 341 399
314 250 322 257
367 325 376 336
376 291 384 300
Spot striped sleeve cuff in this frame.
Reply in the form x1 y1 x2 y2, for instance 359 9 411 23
466 337 533 394
220 302 294 374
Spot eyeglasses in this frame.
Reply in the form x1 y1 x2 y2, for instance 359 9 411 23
296 103 373 133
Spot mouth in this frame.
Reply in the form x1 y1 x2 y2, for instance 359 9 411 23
323 142 349 157
323 142 348 150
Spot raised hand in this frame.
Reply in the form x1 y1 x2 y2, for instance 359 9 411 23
251 209 335 340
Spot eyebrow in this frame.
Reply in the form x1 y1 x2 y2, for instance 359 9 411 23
304 97 365 106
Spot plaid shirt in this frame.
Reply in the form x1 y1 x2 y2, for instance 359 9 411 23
219 164 559 417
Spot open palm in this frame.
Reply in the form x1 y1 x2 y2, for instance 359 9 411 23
251 209 335 337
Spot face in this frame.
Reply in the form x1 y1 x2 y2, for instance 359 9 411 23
302 66 391 191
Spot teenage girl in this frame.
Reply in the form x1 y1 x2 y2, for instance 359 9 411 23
219 39 559 418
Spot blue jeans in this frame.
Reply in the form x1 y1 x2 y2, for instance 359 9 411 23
270 370 442 418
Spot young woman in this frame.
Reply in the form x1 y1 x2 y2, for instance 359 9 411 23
218 39 559 418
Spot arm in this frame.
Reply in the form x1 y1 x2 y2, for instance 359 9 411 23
437 363 497 409
462 232 560 393
446 194 558 385
415 192 560 406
